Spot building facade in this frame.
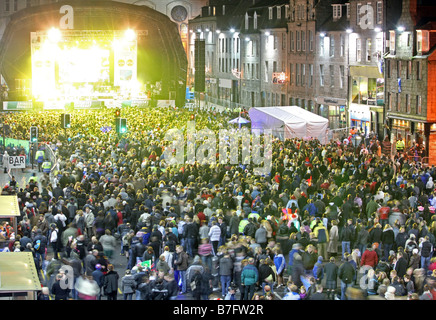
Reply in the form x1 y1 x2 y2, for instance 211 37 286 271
385 0 436 163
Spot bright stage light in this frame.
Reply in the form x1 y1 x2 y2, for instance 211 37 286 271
124 29 136 41
48 28 62 43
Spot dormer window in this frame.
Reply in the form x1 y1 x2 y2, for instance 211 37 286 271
277 6 281 19
254 12 258 29
222 5 225 15
417 30 429 54
332 4 342 19
269 7 273 20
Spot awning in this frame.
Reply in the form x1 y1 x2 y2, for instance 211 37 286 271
0 252 41 292
350 66 383 79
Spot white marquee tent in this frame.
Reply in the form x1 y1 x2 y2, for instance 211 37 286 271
248 106 329 144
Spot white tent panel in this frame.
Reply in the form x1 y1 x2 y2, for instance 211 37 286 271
248 106 329 144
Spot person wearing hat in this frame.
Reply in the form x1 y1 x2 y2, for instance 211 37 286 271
91 264 105 300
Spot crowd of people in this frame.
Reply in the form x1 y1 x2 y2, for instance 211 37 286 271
0 105 436 301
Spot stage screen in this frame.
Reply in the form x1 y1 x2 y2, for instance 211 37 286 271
31 30 137 100
58 47 110 83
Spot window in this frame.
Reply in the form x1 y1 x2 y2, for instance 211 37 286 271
5 0 9 11
387 59 391 78
277 6 281 19
376 1 383 24
247 40 253 57
269 7 273 19
366 38 372 61
222 5 226 15
416 95 422 114
388 92 392 111
302 31 306 51
290 63 293 85
416 60 422 80
296 63 300 85
245 13 249 30
296 31 301 51
406 94 411 113
340 65 345 88
302 64 306 86
26 0 31 7
397 93 401 112
320 36 325 56
407 60 412 79
340 34 345 56
329 36 335 57
333 4 342 19
330 65 335 87
282 33 286 50
254 12 258 29
309 30 314 51
290 31 294 51
389 30 396 54
13 0 17 11
396 60 402 78
264 61 269 82
285 5 289 19
273 61 277 73
417 30 430 54
356 38 362 62
274 35 278 50
309 64 313 87
320 64 325 86
357 3 362 25
346 3 350 18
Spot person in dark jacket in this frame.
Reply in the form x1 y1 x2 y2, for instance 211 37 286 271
51 273 70 300
394 251 408 278
368 223 383 245
258 258 276 294
309 284 328 300
324 257 339 300
338 253 356 300
219 253 233 298
381 224 395 261
103 264 119 300
91 264 105 300
174 245 189 294
291 253 305 289
395 227 408 251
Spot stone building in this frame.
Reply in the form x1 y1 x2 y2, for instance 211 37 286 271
384 0 436 163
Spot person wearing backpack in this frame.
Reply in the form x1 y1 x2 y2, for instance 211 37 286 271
33 229 48 270
313 219 329 260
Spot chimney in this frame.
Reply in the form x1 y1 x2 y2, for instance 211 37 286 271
409 0 418 25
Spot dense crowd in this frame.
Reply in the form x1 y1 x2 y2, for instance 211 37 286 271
0 105 436 301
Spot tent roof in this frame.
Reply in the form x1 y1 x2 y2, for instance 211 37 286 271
0 252 41 292
249 106 329 125
0 195 20 218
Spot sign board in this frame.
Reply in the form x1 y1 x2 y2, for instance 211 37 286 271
272 72 286 84
7 156 26 169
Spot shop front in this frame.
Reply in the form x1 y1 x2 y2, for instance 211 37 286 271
349 104 371 135
315 97 347 130
350 66 384 136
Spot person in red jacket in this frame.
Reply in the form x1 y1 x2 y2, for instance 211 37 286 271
360 243 378 268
